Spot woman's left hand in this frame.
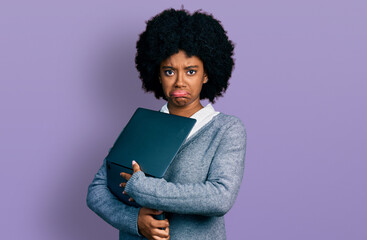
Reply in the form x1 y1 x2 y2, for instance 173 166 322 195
120 160 142 202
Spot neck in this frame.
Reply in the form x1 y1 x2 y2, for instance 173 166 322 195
167 101 204 118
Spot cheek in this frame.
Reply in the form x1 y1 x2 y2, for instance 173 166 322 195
161 82 171 95
194 79 205 92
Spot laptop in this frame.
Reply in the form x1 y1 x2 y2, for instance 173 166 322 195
106 107 196 212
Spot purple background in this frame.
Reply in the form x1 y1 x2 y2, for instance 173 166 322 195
1 0 366 239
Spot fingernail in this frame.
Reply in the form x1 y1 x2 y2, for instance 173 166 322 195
119 183 123 187
132 160 136 165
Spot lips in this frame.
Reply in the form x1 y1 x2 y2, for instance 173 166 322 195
170 90 189 97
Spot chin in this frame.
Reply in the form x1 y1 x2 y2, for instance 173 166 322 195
170 97 190 107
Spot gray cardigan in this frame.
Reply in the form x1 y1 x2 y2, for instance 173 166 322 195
87 112 247 239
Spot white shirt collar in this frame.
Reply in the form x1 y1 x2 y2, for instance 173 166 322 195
159 103 217 120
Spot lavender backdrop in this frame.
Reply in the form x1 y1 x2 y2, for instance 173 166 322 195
1 0 366 239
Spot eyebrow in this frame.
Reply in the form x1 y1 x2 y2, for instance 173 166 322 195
185 65 199 69
161 65 199 70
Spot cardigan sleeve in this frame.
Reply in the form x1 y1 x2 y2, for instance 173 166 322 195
86 158 142 236
124 118 247 217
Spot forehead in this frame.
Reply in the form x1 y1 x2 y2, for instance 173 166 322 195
160 50 203 67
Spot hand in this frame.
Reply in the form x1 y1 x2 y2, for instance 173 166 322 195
120 160 142 202
138 207 170 240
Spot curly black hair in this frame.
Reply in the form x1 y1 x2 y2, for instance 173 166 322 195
135 8 235 103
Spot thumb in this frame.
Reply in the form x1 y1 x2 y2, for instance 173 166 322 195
144 208 163 215
151 209 163 215
132 160 141 173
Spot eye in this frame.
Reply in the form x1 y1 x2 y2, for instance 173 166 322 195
187 70 196 75
164 70 175 76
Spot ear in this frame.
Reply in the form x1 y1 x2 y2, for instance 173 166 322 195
203 72 208 84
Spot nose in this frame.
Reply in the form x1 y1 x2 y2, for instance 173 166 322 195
174 71 186 88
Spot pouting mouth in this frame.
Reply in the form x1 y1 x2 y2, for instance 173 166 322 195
170 90 189 97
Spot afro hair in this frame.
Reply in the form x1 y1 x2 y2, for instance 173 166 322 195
135 8 235 103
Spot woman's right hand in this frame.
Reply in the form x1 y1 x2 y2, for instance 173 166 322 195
138 207 170 240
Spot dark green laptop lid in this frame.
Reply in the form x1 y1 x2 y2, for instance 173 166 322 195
106 107 196 178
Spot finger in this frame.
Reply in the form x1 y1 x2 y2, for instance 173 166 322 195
141 207 163 216
132 160 141 173
150 209 163 215
151 219 169 229
128 197 135 202
151 228 169 238
152 236 167 240
119 182 126 188
152 236 169 240
163 227 169 240
120 172 132 181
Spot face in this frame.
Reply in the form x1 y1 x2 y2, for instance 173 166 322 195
159 50 208 109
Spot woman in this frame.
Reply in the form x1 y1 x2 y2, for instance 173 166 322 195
87 8 247 240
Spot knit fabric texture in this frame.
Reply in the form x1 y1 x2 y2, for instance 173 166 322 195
87 112 247 240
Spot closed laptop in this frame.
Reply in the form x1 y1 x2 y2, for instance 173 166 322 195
106 107 196 207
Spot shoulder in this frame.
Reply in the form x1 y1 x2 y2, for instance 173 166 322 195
212 112 246 133
209 113 247 155
205 112 247 145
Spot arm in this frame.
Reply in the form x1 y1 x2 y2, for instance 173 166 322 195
86 158 141 236
124 119 247 217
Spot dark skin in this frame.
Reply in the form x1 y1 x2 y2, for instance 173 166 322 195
120 50 207 240
120 161 169 240
159 50 208 117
